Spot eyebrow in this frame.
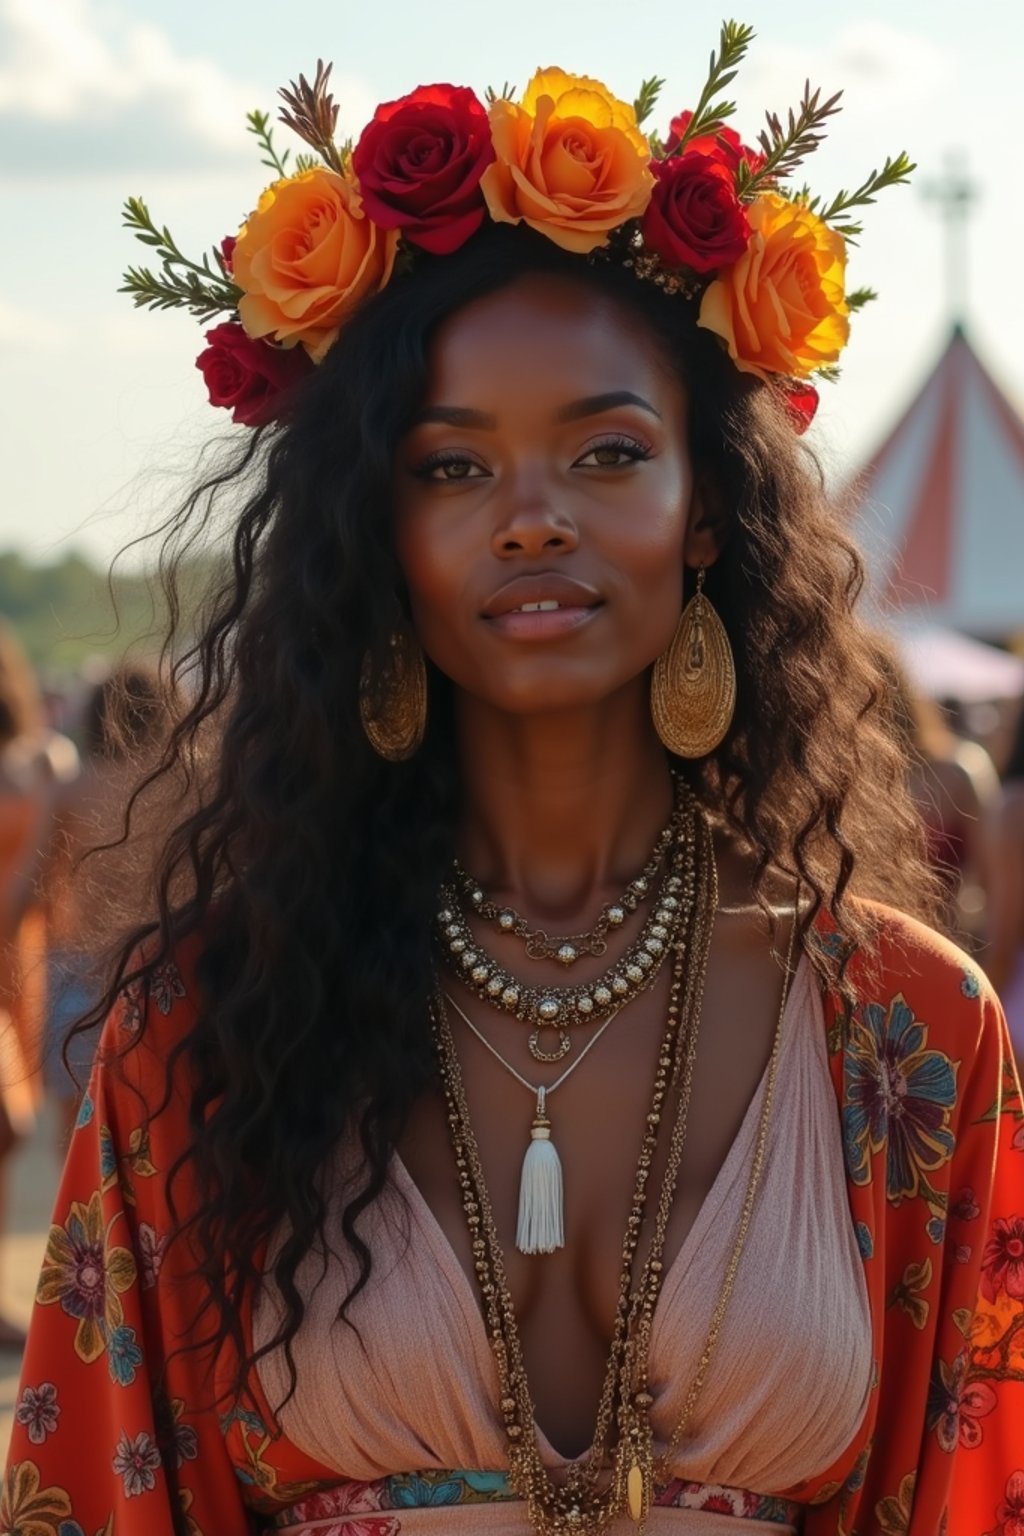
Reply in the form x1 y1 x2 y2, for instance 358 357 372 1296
556 391 662 423
411 391 662 431
412 405 498 429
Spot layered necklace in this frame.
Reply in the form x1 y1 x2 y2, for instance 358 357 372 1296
449 807 675 964
435 784 698 1259
430 797 800 1535
436 780 691 1062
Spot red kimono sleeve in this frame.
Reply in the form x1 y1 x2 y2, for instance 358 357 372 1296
944 996 1024 1534
1 969 256 1536
801 914 1024 1536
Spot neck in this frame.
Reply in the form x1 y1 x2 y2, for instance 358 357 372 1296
454 682 675 920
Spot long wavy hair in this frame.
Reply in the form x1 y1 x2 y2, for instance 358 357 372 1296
86 225 937 1420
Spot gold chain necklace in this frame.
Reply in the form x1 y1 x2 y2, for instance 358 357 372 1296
431 805 800 1535
429 792 712 1533
618 903 799 1524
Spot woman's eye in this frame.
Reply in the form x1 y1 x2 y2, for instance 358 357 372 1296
575 437 652 469
415 454 488 482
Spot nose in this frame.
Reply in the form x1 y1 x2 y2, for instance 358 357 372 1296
491 497 580 560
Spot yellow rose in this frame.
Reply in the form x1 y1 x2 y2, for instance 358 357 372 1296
233 168 398 361
698 193 849 379
480 68 653 254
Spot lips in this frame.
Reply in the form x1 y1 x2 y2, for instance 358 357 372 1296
481 573 602 619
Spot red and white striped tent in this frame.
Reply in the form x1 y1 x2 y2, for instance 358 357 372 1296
846 323 1024 638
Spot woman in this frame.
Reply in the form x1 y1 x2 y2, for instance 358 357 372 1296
44 664 179 1144
988 701 1024 1072
0 623 57 1349
5 37 1021 1536
877 648 996 948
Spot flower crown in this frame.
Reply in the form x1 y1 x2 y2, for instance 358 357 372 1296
121 21 912 434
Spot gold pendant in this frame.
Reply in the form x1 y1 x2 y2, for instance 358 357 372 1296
627 1462 646 1523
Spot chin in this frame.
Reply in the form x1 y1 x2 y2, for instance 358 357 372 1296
469 664 642 717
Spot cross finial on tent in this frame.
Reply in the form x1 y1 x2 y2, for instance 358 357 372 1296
923 150 978 325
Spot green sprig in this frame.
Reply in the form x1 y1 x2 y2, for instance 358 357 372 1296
278 60 345 175
738 81 844 195
846 287 879 313
633 76 665 128
246 109 290 177
119 197 241 320
484 82 517 104
812 153 916 241
119 266 239 320
669 20 755 157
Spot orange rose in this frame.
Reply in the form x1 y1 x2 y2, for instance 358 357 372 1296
698 193 849 379
480 68 653 254
233 168 398 361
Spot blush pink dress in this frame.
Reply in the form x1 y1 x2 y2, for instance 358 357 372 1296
255 956 872 1533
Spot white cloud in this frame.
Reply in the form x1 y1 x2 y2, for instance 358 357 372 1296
0 0 377 176
829 21 950 92
742 21 951 104
0 0 252 142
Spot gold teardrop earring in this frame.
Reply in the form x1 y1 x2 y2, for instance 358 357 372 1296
650 565 736 758
359 629 428 761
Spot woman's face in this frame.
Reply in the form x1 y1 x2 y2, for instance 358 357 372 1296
394 273 711 716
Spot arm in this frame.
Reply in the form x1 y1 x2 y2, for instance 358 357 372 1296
935 759 989 944
943 988 1024 1534
0 781 53 939
985 791 1024 995
801 921 1023 1536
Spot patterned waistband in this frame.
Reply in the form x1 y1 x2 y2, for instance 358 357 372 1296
270 1470 801 1532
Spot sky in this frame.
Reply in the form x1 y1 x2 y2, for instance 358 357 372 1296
1 0 1022 569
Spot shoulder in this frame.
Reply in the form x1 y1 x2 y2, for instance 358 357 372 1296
842 901 999 1059
953 737 1000 802
39 728 81 785
94 928 209 1127
0 738 46 795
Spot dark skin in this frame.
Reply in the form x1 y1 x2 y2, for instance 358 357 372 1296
395 274 796 1460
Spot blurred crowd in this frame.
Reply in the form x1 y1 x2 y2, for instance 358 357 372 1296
0 615 1023 1350
0 619 179 1348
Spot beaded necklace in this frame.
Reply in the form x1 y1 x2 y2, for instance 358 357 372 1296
430 803 799 1534
436 848 687 1060
449 807 674 965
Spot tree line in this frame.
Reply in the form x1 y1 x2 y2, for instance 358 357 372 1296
0 549 212 676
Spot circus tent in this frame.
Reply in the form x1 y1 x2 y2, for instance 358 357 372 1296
846 323 1024 639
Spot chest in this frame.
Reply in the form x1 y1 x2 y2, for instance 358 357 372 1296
254 948 874 1488
396 932 798 1454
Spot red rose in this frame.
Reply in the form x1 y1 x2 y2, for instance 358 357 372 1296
778 379 819 434
665 110 766 175
352 84 495 255
195 322 313 427
641 152 750 274
219 235 237 273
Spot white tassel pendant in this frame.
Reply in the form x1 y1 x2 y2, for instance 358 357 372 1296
516 1087 565 1255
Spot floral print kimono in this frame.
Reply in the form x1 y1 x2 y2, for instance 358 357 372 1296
2 905 1022 1536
